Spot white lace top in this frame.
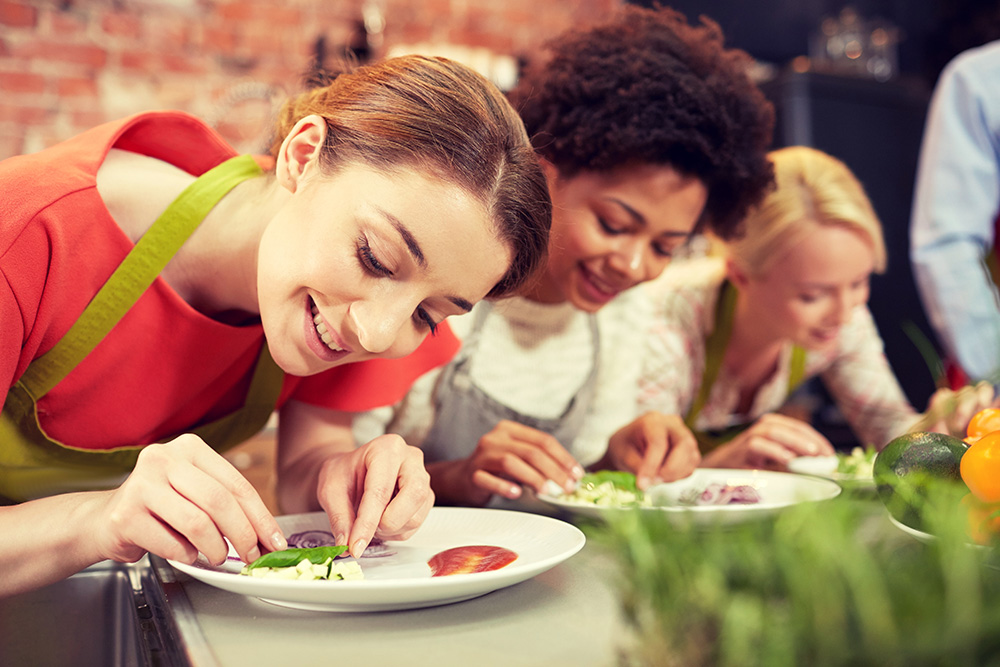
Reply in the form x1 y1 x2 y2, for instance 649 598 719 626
637 257 919 448
352 288 652 466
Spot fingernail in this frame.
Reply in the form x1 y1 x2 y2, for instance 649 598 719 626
542 479 563 496
247 546 261 563
352 539 367 557
272 532 287 550
335 534 347 547
572 465 585 479
637 476 651 490
509 484 522 498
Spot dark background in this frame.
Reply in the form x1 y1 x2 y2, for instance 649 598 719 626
630 0 1000 445
631 0 1000 86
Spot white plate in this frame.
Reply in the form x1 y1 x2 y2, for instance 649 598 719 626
168 507 585 612
887 513 1000 572
887 514 935 544
787 455 876 489
538 468 842 525
887 514 994 552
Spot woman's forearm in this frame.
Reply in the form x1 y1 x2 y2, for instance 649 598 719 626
0 491 109 597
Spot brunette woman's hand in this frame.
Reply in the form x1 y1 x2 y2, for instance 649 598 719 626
93 433 286 568
601 412 701 489
316 434 434 559
428 420 584 506
701 413 835 470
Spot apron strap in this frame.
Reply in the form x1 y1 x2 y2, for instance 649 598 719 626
0 155 269 501
684 280 737 431
788 344 807 394
685 281 809 449
18 155 263 400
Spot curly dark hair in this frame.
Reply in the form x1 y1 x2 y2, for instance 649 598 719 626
508 4 775 240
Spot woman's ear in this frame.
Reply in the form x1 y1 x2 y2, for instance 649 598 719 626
726 257 750 288
538 156 560 192
275 114 328 193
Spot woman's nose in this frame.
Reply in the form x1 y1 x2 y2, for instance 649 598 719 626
832 292 854 325
350 301 413 356
608 239 650 282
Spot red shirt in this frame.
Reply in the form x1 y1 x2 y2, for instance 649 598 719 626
0 111 457 450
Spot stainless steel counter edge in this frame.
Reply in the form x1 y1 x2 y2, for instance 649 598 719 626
147 555 221 667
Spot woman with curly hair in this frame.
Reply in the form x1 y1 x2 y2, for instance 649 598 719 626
353 5 775 505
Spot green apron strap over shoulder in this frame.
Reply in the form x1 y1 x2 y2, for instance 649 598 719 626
0 155 280 502
18 155 264 399
684 281 738 434
684 281 808 452
788 344 807 394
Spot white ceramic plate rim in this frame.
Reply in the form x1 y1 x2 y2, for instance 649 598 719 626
538 468 842 516
887 514 935 544
787 454 875 486
167 506 585 611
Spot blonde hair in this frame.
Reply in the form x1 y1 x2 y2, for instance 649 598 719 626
724 146 887 277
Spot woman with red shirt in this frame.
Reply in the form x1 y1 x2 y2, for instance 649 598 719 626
0 55 551 596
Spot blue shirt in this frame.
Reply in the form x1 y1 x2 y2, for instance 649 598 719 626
910 40 1000 382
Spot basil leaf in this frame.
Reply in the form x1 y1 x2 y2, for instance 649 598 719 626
582 470 639 493
246 545 348 570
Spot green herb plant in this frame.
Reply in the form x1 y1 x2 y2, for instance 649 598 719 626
590 483 1000 667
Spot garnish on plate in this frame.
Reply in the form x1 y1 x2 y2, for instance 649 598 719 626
835 445 877 477
677 482 761 506
240 546 364 581
559 470 651 508
428 545 518 576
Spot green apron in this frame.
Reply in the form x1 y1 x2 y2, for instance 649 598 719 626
0 155 283 502
683 281 806 452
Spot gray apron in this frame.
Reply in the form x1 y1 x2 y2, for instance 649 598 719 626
421 302 601 465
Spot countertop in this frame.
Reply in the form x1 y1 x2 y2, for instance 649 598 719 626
155 537 630 667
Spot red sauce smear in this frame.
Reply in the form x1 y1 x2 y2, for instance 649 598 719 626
428 545 518 577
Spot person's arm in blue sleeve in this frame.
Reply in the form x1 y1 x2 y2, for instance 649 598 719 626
911 41 1000 384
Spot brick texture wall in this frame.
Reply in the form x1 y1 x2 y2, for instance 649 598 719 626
0 0 619 159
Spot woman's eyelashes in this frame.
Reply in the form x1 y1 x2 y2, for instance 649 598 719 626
357 234 439 335
598 216 675 258
597 215 625 235
801 293 824 305
415 307 438 335
652 242 675 259
358 236 392 276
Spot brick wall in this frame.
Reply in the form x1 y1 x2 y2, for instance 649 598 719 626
0 0 619 159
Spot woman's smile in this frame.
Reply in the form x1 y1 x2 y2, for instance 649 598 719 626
808 325 841 347
304 296 351 363
577 263 621 305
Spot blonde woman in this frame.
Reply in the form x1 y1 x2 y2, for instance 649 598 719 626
639 146 995 469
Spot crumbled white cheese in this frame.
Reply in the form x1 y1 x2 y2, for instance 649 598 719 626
240 557 364 581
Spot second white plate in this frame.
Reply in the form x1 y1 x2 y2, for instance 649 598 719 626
538 468 842 526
